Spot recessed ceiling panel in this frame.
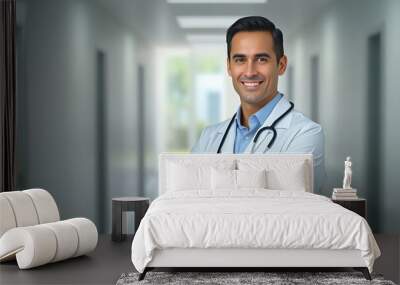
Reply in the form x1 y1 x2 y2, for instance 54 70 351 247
177 16 244 29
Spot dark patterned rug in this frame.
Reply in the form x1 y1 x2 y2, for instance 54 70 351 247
116 271 396 285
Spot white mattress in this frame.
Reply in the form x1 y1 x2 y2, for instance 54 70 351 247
131 190 380 273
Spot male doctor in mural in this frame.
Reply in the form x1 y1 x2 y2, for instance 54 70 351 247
192 16 325 193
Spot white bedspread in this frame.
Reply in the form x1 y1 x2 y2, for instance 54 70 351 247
131 190 380 273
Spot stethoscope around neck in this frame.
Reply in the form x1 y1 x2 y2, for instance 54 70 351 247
217 101 294 153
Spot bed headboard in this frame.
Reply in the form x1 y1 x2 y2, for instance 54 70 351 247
158 153 314 195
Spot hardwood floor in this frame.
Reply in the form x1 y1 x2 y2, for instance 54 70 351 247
0 234 399 284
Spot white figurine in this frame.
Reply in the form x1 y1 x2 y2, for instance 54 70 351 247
342 156 352 189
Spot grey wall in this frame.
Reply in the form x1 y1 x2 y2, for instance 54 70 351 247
16 0 140 233
137 44 159 201
285 0 400 233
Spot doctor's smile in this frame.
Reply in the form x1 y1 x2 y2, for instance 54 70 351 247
239 75 264 91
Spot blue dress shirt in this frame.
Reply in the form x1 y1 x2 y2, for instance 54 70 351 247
234 93 283 153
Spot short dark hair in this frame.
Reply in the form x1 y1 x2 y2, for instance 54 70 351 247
226 16 284 63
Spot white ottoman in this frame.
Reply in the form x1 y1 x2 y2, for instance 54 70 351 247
0 189 98 269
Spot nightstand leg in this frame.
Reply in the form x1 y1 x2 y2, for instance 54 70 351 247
112 202 123 242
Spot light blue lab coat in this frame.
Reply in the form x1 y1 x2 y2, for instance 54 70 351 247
191 96 325 193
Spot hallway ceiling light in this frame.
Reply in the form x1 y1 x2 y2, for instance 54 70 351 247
177 16 244 29
186 34 226 43
168 0 267 3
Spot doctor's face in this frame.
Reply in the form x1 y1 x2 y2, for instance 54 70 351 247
227 31 287 109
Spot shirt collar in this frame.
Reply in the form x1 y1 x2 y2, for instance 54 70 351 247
235 93 283 130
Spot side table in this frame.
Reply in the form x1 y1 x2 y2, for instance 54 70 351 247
332 198 367 219
112 197 150 242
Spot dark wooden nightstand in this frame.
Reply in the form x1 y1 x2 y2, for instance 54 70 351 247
332 198 366 219
112 197 150 242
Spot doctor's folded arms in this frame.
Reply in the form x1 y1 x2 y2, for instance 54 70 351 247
192 16 325 193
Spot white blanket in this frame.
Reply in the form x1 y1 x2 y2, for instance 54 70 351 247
131 190 380 273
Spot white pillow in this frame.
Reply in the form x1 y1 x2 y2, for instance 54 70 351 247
211 168 267 190
211 168 236 190
166 159 236 192
266 162 307 191
237 169 267 188
167 162 210 191
237 159 309 191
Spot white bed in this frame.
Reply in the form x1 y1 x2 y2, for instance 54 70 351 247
131 154 380 280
